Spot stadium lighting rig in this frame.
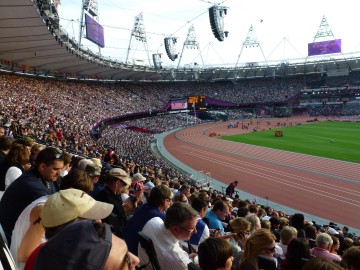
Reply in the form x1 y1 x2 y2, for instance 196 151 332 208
208 5 229 41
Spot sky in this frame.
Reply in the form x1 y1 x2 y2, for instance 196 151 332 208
57 0 360 69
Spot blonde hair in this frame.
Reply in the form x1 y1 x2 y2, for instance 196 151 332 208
280 226 298 245
239 229 276 270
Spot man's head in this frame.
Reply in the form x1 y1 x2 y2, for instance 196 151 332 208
147 185 173 211
35 147 65 181
105 168 132 194
164 202 198 241
212 200 229 220
234 181 238 185
0 136 13 154
315 233 333 250
280 226 298 245
191 197 209 218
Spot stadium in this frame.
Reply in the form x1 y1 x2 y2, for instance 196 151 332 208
0 0 360 269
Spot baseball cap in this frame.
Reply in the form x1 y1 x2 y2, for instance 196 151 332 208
40 189 114 228
108 168 131 186
131 180 145 191
133 173 146 182
34 220 112 270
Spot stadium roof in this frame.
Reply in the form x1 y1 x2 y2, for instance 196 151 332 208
1 0 360 82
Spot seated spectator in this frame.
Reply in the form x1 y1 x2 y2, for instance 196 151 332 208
311 233 342 262
0 146 64 244
290 213 306 238
24 188 115 270
303 257 344 270
189 197 210 251
277 226 298 259
342 246 360 270
281 238 311 270
10 170 94 269
123 185 173 255
245 213 261 235
269 217 281 242
205 200 229 235
94 168 132 238
239 228 277 270
34 220 139 270
174 193 188 203
138 202 198 270
3 143 31 189
198 237 234 270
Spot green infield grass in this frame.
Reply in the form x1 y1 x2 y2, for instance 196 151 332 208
221 121 360 163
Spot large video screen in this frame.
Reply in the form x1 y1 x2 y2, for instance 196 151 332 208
85 14 105 48
170 99 188 110
308 39 341 56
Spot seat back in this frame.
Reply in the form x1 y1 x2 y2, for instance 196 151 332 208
0 224 16 270
138 231 161 270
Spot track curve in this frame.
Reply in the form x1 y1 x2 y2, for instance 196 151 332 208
163 119 360 229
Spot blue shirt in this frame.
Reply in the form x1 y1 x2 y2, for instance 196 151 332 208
205 209 225 235
123 203 165 255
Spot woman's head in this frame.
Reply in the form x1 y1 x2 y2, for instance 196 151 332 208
240 228 276 269
198 237 233 270
286 238 311 270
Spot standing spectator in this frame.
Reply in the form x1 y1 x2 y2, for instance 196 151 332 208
198 237 234 270
123 185 173 255
226 181 238 198
0 147 64 244
138 202 198 270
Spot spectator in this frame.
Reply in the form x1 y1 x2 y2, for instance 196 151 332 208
281 238 311 270
34 220 140 270
10 170 94 269
303 257 344 270
290 213 306 238
245 213 261 235
189 197 210 251
138 202 198 270
205 200 229 235
239 228 277 270
0 146 64 244
342 246 360 270
123 185 173 255
311 233 342 262
94 168 132 238
277 226 298 259
198 237 234 270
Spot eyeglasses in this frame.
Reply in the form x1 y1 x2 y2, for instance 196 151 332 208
119 250 131 269
178 226 196 234
263 246 276 253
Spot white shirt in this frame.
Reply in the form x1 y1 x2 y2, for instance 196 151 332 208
10 196 48 270
5 167 22 190
138 217 191 270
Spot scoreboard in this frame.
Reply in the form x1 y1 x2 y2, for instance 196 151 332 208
187 95 207 110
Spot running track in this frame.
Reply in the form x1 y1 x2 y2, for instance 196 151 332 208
163 119 360 229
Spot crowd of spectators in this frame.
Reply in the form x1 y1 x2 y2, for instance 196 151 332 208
1 71 360 269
